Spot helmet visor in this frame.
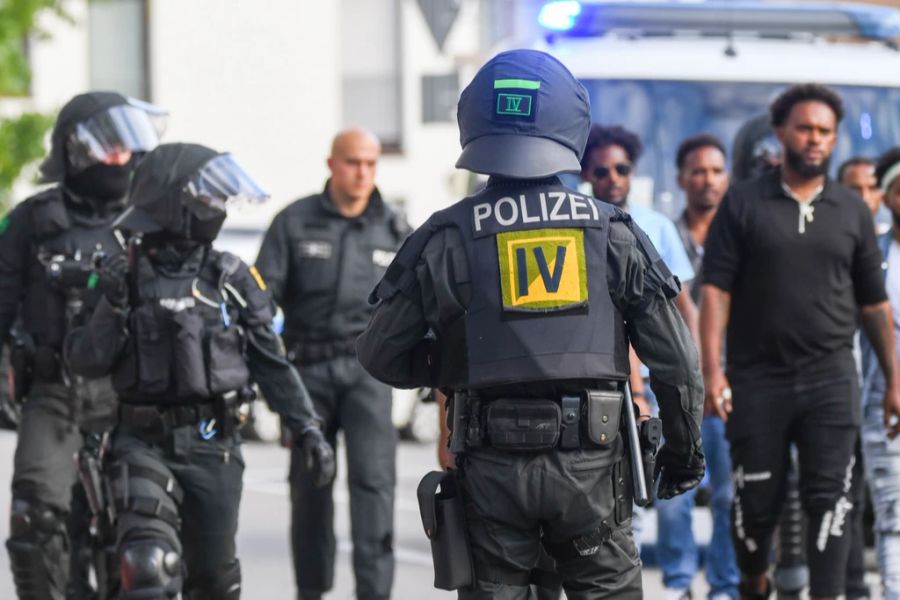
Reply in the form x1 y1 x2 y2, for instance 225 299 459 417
182 153 270 220
65 99 167 173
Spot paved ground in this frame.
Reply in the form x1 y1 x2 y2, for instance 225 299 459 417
0 429 883 598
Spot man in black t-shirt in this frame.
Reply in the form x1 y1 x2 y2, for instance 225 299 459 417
700 84 900 600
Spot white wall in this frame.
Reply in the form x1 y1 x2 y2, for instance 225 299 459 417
150 0 341 228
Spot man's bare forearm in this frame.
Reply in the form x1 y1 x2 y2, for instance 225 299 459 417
699 284 729 374
861 301 900 389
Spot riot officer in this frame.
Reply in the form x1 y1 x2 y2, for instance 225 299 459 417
357 49 706 599
0 91 165 599
64 143 336 600
255 128 409 600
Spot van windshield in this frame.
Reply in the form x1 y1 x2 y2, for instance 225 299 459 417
579 79 900 216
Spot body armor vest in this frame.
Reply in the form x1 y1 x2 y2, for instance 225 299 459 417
379 180 629 389
23 188 124 352
112 248 251 405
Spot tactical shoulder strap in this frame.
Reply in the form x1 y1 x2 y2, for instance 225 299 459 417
612 209 680 301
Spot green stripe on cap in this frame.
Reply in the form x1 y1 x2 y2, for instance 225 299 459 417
494 79 541 90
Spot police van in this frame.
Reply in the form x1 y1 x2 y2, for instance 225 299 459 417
532 0 900 215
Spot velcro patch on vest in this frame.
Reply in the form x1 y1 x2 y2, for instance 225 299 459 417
496 228 588 313
372 248 396 268
297 240 332 259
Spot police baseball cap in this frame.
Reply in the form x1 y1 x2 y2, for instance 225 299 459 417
456 49 591 179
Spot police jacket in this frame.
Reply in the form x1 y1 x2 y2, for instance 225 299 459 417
255 182 410 348
65 244 321 429
0 187 124 372
358 177 705 456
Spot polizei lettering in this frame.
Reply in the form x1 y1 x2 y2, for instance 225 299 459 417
472 191 604 235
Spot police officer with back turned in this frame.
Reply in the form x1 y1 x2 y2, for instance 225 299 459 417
64 143 336 600
357 49 705 599
0 91 164 600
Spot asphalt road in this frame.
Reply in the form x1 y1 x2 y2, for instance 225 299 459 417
0 429 882 598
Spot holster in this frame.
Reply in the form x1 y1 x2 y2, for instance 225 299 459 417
417 471 474 591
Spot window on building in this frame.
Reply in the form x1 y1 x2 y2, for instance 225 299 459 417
341 0 403 152
88 0 150 100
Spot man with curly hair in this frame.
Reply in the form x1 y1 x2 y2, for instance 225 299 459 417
701 84 900 600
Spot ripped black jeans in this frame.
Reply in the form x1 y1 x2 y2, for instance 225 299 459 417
726 374 859 598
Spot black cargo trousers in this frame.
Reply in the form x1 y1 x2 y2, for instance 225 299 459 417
109 419 244 599
8 377 116 600
289 354 396 600
457 440 642 600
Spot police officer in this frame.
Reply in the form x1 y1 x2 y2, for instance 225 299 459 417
255 128 409 600
357 49 705 599
64 143 336 599
0 91 164 600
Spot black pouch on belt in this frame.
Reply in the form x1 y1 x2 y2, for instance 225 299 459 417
485 399 561 451
583 390 623 447
417 471 474 590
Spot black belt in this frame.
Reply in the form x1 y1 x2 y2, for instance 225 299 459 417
118 402 217 430
287 337 358 366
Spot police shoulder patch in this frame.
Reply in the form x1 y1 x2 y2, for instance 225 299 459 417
496 227 588 313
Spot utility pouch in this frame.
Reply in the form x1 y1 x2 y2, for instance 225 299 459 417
583 390 623 447
417 471 474 590
560 395 581 449
171 311 207 397
485 399 560 451
207 327 250 395
133 307 173 395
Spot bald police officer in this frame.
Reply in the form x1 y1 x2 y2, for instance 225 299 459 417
357 49 705 599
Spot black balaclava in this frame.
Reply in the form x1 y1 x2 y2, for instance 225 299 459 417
189 212 227 244
65 158 136 202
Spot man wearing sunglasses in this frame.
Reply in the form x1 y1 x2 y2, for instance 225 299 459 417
0 92 165 599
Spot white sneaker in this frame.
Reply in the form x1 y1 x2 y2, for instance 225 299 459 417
709 594 735 600
664 589 691 600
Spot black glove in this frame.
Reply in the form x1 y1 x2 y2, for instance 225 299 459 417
299 426 336 488
98 253 129 308
654 443 705 500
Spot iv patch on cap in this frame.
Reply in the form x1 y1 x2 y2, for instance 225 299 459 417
493 79 540 122
497 228 588 313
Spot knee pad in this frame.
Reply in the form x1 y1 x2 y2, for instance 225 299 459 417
8 497 65 542
120 542 182 599
6 497 69 599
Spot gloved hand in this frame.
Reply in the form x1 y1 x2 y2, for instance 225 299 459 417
654 443 705 500
97 253 129 308
298 426 336 488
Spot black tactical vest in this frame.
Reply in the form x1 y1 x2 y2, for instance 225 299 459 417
23 188 124 351
112 248 251 405
378 179 629 388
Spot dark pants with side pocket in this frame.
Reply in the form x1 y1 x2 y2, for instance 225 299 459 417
727 374 859 598
289 355 396 600
457 441 642 600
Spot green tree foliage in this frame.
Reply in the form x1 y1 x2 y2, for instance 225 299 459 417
0 0 67 210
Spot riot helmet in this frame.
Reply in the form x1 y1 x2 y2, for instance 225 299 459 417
731 113 782 183
41 92 166 200
455 49 591 179
114 143 269 243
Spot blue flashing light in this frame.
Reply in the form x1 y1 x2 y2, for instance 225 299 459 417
538 1 582 32
861 113 873 141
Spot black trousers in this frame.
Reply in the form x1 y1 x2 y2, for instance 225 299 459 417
457 442 641 600
727 374 859 598
289 355 396 600
7 379 116 600
111 422 244 596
